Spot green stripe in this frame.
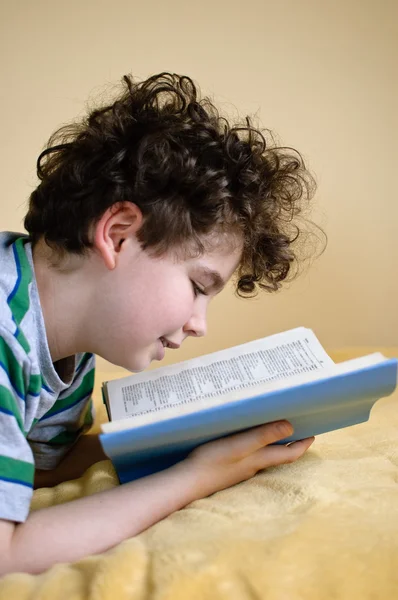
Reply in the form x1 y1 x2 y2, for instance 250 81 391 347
27 373 42 396
83 398 94 427
0 455 34 486
47 429 81 446
43 369 95 418
48 400 94 446
8 239 32 331
0 385 24 431
15 327 30 355
0 336 26 399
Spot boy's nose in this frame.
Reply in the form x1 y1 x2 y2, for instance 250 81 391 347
183 307 207 338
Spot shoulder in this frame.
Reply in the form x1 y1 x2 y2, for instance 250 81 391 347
0 231 29 271
0 231 31 333
0 232 44 368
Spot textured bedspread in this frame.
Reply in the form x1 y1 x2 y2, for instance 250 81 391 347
1 349 397 599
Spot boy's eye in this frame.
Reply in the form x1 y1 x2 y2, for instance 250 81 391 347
191 281 207 297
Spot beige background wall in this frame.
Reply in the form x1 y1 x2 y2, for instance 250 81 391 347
1 0 397 367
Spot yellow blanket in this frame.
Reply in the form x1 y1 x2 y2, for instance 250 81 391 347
1 349 397 599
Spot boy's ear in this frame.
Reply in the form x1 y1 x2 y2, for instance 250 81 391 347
93 202 143 270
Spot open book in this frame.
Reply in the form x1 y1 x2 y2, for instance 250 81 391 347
99 327 397 483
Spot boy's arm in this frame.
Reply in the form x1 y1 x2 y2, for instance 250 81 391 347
0 421 314 576
0 459 200 575
34 434 108 488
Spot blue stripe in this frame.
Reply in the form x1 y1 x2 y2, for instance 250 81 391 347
12 321 26 359
0 360 25 401
0 475 33 489
76 353 94 374
10 315 18 336
0 406 15 417
42 382 53 393
7 242 22 305
10 316 23 345
38 393 92 421
76 362 85 374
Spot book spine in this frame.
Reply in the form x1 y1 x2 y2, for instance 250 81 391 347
101 385 111 421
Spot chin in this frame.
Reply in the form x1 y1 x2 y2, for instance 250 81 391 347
98 352 150 374
126 352 160 373
122 360 150 373
99 343 161 373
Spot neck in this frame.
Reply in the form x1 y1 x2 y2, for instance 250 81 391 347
32 240 93 362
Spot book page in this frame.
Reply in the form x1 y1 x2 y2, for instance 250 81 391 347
104 327 333 421
101 352 387 434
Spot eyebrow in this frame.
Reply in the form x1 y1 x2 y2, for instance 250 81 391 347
194 267 226 293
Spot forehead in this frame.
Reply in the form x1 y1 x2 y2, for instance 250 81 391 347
185 234 243 287
149 230 243 289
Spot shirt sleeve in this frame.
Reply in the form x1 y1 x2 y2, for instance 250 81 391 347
0 326 35 522
27 354 96 470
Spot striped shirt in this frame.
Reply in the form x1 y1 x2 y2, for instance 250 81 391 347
0 232 95 522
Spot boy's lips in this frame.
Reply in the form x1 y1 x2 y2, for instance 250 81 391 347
159 337 180 349
155 337 180 361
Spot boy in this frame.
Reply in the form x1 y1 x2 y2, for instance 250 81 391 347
0 72 318 575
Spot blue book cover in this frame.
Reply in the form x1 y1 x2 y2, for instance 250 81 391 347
99 329 397 484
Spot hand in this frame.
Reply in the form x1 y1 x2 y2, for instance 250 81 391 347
181 421 314 497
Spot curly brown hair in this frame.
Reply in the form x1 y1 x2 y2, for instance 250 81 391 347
24 72 323 296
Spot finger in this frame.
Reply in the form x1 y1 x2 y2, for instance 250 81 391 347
221 420 294 457
253 436 315 470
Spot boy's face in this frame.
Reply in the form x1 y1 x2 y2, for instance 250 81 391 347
91 233 242 372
